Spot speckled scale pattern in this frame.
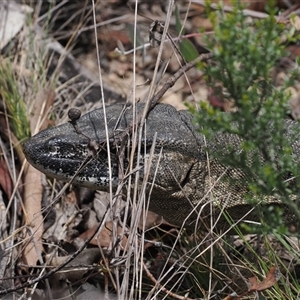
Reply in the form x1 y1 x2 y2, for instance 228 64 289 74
23 103 300 230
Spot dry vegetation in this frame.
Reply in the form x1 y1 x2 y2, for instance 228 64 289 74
1 0 300 299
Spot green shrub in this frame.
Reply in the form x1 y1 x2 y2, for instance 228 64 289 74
191 1 300 232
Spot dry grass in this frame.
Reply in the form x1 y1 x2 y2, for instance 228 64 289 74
0 0 300 299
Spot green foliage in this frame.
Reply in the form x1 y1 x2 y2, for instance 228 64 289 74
0 62 30 141
0 10 58 142
174 5 199 62
191 2 300 230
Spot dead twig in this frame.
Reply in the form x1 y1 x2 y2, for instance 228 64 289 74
142 260 197 300
113 52 213 147
0 209 108 295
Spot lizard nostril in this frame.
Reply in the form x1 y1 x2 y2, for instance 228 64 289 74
49 145 58 154
46 139 60 154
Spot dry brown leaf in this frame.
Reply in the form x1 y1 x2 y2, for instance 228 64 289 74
212 0 297 11
222 267 280 299
23 87 55 266
248 266 281 292
138 210 164 230
222 293 238 300
191 15 213 31
65 189 77 204
0 159 13 199
207 87 225 110
46 248 101 286
207 87 235 112
31 88 55 133
291 15 300 31
78 221 128 250
289 93 300 120
211 0 265 11
161 90 186 110
22 164 44 266
138 210 180 230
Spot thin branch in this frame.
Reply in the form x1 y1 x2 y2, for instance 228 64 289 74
113 52 214 146
0 213 107 295
143 260 198 300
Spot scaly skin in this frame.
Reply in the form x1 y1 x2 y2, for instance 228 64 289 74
23 103 300 230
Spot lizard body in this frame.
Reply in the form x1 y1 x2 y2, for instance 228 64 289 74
23 104 300 230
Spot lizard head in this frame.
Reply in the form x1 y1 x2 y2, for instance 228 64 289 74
22 109 121 189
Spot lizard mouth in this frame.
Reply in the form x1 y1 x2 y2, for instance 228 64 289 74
22 134 119 188
23 132 88 172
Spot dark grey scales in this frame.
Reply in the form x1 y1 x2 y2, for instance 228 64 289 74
23 104 300 230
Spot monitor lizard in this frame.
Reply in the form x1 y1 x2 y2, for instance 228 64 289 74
22 103 300 231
